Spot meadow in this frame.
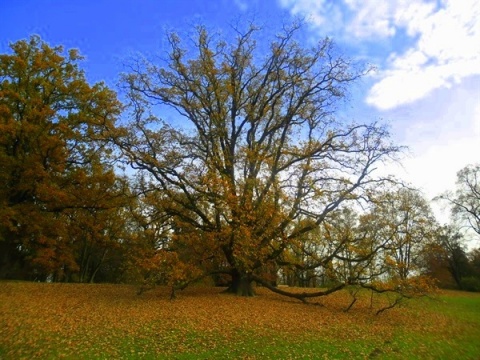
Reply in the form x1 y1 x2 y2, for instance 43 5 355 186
1 282 479 359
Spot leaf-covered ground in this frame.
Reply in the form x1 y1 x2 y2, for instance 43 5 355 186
1 282 479 359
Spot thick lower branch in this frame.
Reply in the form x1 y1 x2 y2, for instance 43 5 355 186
251 274 345 302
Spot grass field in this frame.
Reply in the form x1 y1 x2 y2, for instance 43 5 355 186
1 282 479 359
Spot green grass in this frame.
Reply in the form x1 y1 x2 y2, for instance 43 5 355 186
1 283 479 359
376 291 480 359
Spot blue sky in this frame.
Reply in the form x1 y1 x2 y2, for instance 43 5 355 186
2 0 479 224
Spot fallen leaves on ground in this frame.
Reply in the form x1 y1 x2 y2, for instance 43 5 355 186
0 282 474 359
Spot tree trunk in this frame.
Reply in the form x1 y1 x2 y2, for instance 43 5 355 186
224 269 255 296
89 249 108 283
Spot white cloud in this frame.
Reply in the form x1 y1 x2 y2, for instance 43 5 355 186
278 0 344 34
279 0 480 110
343 1 398 38
233 0 248 12
400 130 479 225
367 0 480 109
381 78 480 223
279 0 480 229
367 58 447 110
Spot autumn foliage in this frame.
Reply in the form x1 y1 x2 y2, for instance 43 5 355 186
4 26 479 306
0 36 127 282
113 22 429 300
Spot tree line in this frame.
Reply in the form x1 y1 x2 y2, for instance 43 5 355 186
1 26 479 301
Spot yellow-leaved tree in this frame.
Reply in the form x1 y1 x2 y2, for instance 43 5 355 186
114 22 404 299
0 36 127 281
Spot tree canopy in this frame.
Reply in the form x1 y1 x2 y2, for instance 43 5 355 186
2 27 478 300
0 36 127 281
113 23 409 298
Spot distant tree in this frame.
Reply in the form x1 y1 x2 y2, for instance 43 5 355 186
439 164 480 236
418 239 456 288
470 248 480 278
113 22 404 299
279 207 370 288
0 36 124 280
124 177 207 295
421 225 477 290
439 226 472 289
463 248 480 291
361 187 437 281
62 176 133 283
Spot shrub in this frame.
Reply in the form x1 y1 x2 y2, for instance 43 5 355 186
460 277 480 292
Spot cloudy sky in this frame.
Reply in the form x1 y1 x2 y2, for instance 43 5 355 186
1 0 479 224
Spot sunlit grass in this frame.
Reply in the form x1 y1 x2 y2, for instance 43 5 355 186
1 282 479 359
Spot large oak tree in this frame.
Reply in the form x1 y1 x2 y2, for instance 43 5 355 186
116 23 403 298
